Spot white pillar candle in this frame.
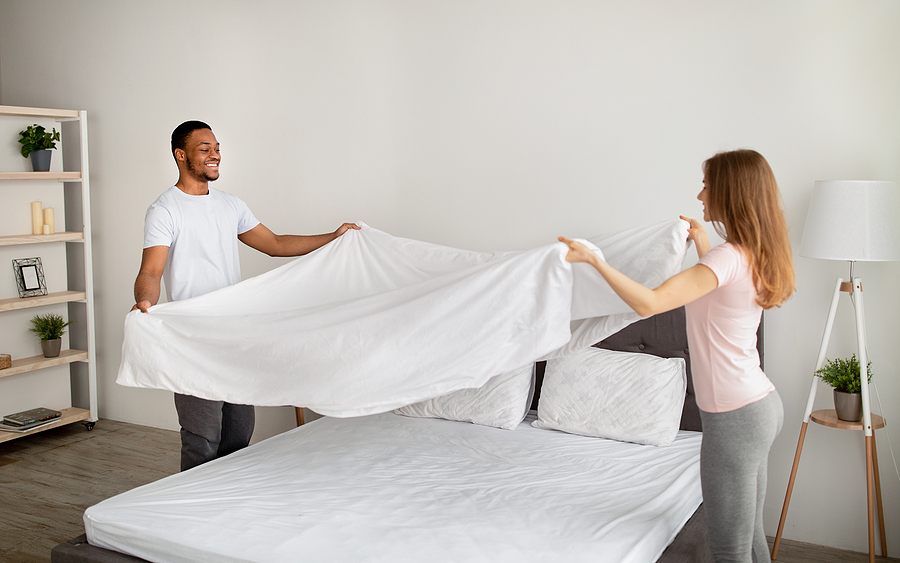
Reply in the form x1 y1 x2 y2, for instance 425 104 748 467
43 224 51 235
32 201 43 234
43 207 55 234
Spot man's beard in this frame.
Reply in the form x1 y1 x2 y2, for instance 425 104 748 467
186 155 219 182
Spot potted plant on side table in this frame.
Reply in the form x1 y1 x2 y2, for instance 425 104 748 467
815 354 873 422
18 124 61 172
29 313 73 358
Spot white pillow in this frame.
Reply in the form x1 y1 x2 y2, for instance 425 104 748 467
394 363 534 430
533 347 685 446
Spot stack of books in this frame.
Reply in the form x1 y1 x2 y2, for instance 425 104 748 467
0 407 62 433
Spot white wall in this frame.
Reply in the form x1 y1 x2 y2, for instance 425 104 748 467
1 0 898 553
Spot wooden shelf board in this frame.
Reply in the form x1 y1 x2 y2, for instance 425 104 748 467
0 105 79 119
0 232 84 246
0 407 91 444
810 409 886 431
0 350 88 379
0 171 81 181
0 291 87 312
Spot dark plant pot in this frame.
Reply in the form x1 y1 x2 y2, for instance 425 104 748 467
41 338 62 358
30 150 52 172
833 389 862 422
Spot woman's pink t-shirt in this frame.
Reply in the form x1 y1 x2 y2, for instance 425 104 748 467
685 243 774 413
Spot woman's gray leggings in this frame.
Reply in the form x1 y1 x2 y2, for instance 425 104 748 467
699 390 784 563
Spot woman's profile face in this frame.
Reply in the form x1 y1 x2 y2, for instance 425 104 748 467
698 174 712 222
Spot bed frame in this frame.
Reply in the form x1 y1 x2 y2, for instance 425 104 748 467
53 306 745 563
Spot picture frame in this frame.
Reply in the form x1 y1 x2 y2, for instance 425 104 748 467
13 257 48 298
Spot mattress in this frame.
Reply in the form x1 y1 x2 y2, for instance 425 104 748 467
84 411 702 563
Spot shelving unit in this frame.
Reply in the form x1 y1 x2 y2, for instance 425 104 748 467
0 105 97 444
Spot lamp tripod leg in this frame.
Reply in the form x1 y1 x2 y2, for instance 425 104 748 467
772 421 808 560
866 436 875 563
773 278 842 559
871 434 887 557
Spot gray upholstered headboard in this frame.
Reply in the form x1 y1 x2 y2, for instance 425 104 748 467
532 307 764 433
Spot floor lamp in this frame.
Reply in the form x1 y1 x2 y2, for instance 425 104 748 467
772 180 900 562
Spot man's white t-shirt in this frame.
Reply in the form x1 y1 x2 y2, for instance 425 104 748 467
143 186 260 302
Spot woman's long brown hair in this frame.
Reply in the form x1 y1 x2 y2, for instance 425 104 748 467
703 149 795 309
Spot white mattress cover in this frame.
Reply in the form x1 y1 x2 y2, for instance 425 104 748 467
84 413 702 563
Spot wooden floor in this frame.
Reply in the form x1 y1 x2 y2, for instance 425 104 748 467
0 419 896 563
0 419 180 563
768 538 898 563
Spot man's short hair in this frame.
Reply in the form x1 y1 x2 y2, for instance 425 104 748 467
171 120 212 159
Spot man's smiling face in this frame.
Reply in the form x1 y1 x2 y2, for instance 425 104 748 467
183 128 220 183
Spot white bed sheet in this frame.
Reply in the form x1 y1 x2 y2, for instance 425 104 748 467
84 413 702 563
117 220 689 417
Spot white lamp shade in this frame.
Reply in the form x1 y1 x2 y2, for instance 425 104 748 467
800 180 900 261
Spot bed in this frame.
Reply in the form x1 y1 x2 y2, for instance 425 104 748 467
52 307 736 563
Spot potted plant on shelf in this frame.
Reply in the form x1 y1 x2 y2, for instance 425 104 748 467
815 354 873 422
28 313 72 358
18 124 61 172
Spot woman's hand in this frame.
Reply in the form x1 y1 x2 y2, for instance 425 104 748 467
561 226 719 318
679 215 711 258
558 236 599 266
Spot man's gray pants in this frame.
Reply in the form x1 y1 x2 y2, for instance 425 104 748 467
174 393 255 471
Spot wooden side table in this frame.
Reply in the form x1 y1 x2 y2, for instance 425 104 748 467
772 409 887 562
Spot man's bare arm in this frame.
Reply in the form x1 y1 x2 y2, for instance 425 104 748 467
133 246 169 312
238 222 360 257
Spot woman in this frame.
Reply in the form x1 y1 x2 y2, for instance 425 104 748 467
559 149 794 563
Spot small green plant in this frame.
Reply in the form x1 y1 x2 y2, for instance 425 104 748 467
18 124 61 158
815 354 872 394
28 313 72 341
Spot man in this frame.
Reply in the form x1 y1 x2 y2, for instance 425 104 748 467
132 120 358 471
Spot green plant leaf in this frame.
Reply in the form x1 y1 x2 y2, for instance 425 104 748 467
28 313 73 341
18 124 60 157
814 354 873 393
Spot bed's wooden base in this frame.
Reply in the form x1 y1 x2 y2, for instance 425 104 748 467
659 504 714 563
51 535 146 563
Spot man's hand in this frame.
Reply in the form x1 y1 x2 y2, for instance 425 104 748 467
333 222 361 237
132 300 152 314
